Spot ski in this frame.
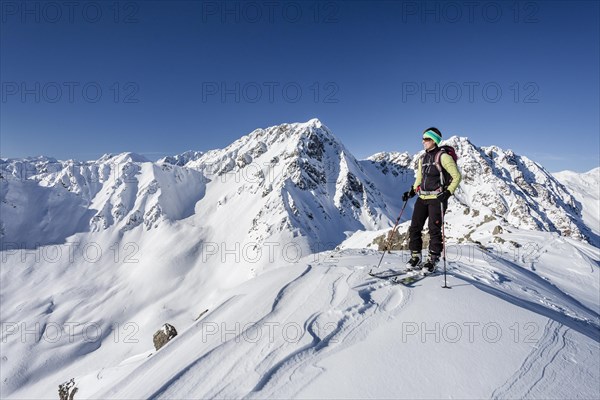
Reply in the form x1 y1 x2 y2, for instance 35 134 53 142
368 269 407 281
367 268 439 285
393 270 438 286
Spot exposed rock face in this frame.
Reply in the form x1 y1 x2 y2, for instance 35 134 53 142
373 228 431 251
153 323 178 351
451 137 585 241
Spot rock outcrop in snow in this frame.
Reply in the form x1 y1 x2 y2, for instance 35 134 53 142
153 323 178 351
58 378 78 400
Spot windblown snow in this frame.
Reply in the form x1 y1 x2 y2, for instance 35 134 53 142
1 119 598 399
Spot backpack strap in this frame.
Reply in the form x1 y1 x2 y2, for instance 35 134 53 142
434 149 446 188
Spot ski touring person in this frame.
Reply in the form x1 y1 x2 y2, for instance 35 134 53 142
402 127 462 274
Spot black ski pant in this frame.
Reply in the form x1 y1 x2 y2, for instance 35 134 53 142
408 197 448 256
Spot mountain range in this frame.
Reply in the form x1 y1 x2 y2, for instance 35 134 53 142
1 119 596 252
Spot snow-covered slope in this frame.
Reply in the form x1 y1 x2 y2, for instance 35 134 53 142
1 120 599 399
13 240 598 399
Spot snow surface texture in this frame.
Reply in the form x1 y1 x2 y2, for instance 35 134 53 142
1 119 599 399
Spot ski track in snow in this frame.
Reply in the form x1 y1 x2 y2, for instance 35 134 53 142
147 263 412 399
450 256 600 342
5 247 598 399
244 267 413 399
491 320 568 399
91 251 598 399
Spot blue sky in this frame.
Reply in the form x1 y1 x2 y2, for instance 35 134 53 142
1 0 598 172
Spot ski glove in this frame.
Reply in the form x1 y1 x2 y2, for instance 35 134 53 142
402 188 416 202
437 190 451 202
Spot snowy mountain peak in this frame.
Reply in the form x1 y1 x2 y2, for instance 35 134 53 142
306 117 324 127
159 150 204 166
97 152 150 164
173 119 392 257
586 166 600 175
557 166 600 177
443 134 472 147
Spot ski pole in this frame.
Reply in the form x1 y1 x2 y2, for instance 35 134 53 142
372 200 408 271
440 201 451 289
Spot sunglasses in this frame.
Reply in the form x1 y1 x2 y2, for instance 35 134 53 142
422 137 433 142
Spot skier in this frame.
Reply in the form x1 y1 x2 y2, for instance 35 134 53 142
402 127 461 273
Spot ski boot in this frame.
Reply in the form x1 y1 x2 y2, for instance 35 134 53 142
422 253 440 275
405 252 422 271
